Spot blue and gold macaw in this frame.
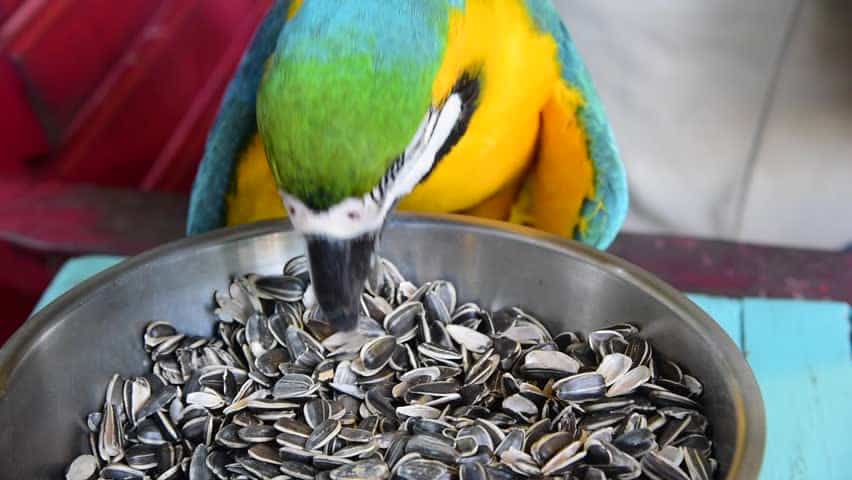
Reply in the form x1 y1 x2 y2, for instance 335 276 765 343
188 0 628 330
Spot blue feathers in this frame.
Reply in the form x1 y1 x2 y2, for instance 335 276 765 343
186 0 290 236
275 0 450 65
523 0 629 250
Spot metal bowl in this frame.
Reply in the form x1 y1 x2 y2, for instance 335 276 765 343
0 214 764 478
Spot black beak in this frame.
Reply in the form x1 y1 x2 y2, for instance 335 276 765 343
305 233 377 331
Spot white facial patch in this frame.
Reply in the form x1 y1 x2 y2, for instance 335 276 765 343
281 93 464 239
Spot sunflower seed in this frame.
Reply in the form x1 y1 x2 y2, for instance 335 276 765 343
597 353 633 386
445 324 492 354
554 372 606 401
395 458 452 480
280 460 316 479
530 431 574 465
642 450 691 480
361 336 397 372
238 425 276 443
607 365 652 397
541 440 585 476
305 419 342 451
500 448 541 476
65 455 99 480
248 444 282 465
100 464 145 480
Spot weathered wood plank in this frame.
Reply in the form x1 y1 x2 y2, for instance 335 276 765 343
743 298 852 480
0 179 187 255
32 255 125 312
610 234 852 304
687 293 743 350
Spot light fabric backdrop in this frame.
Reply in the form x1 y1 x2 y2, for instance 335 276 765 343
555 0 851 250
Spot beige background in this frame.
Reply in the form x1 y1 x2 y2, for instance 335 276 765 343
556 0 851 250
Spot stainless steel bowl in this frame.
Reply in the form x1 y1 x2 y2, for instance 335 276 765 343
0 214 764 479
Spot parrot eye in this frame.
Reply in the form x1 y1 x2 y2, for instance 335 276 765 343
289 207 296 215
347 211 360 221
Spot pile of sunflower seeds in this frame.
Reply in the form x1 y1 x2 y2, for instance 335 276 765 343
65 255 717 480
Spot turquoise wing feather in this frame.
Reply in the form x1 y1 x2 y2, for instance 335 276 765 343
186 0 290 236
524 0 629 250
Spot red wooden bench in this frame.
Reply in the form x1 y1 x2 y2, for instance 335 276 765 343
0 0 273 337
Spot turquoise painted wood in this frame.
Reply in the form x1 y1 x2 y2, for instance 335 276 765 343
743 298 852 480
34 255 125 312
689 294 852 479
688 294 743 350
30 258 852 480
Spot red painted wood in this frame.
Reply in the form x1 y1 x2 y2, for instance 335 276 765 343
0 0 26 24
1 0 160 136
0 0 273 342
0 55 49 172
141 0 273 192
50 0 198 186
52 0 258 189
0 179 187 255
0 179 186 345
0 0 265 187
609 234 852 304
0 242 60 344
0 0 58 50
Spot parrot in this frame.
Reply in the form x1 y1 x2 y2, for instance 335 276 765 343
187 0 628 331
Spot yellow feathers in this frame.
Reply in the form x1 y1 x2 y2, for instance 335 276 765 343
286 0 303 20
226 134 286 226
529 82 595 238
399 0 560 215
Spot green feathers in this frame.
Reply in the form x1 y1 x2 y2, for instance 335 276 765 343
257 1 451 210
258 55 429 210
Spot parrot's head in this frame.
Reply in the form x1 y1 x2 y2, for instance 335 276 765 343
256 1 476 331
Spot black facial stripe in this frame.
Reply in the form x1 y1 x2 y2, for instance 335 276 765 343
372 74 480 204
373 153 405 202
421 74 480 183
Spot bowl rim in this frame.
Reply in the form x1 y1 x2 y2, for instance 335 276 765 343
0 212 765 479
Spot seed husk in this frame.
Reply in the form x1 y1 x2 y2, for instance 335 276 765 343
554 372 606 401
305 419 342 451
607 365 652 397
642 450 691 480
395 458 452 480
330 457 390 480
361 336 397 372
445 324 492 354
66 455 99 480
238 425 277 443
